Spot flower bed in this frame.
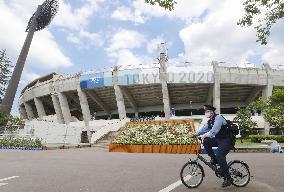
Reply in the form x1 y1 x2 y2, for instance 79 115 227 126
109 120 200 154
0 136 43 150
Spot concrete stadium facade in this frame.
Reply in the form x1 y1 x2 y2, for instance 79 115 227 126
19 58 284 134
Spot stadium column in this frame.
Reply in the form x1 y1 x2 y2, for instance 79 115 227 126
24 102 34 120
120 87 138 117
34 97 46 120
51 94 64 124
113 68 127 119
159 53 171 119
262 64 273 134
58 92 71 124
19 105 28 120
212 61 221 114
77 87 92 142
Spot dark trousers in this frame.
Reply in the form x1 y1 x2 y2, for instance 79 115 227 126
203 137 232 179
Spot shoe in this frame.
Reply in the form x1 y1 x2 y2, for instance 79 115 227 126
222 177 232 188
216 167 224 177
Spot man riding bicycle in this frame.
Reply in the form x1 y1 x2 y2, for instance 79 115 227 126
194 105 233 187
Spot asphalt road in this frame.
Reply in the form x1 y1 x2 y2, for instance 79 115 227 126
0 149 283 192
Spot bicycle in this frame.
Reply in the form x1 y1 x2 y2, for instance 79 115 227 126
180 136 251 188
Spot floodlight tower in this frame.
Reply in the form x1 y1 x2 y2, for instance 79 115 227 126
1 0 59 114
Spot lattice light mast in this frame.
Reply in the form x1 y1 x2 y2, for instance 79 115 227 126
1 0 59 114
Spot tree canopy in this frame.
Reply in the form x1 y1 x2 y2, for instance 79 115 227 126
0 49 12 103
145 0 177 11
238 0 284 45
247 88 284 134
234 107 257 139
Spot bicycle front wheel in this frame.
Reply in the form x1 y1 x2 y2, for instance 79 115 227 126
180 161 204 188
228 160 250 187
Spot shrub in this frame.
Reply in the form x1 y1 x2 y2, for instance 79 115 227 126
249 135 284 143
112 123 197 145
0 136 43 148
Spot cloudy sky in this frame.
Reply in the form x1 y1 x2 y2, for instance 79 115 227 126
1 0 284 115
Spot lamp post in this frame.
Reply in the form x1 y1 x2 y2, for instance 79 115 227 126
0 0 59 114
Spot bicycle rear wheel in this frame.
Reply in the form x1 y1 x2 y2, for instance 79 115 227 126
180 161 204 188
228 160 250 187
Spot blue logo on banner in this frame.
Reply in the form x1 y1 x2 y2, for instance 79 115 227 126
80 72 108 89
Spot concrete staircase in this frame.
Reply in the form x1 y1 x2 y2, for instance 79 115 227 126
92 131 118 150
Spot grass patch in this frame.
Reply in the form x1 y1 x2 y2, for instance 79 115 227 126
236 138 284 147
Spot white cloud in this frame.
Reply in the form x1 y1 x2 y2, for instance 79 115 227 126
130 0 284 67
105 29 147 68
261 20 284 68
124 0 220 24
115 49 142 67
67 30 103 48
52 0 105 49
132 0 166 18
80 30 103 46
0 0 72 69
20 71 41 85
106 29 145 53
53 0 105 30
67 33 81 44
166 0 221 21
6 0 45 21
111 6 144 24
147 36 165 54
179 0 262 66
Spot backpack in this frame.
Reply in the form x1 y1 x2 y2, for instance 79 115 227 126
220 115 239 150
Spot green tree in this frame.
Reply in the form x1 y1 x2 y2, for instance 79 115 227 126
0 49 12 103
234 107 257 141
0 108 24 127
238 0 284 45
264 88 284 134
145 0 177 10
268 88 284 106
264 104 284 134
248 88 284 134
247 98 267 114
0 108 9 126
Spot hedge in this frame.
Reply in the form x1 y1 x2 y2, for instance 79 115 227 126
0 136 43 148
249 135 284 143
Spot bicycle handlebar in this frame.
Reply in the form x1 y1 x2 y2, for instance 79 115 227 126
191 135 203 144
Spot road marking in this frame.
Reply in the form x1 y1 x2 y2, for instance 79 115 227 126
159 175 192 192
0 176 19 187
0 176 19 182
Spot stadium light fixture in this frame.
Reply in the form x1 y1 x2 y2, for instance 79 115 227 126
0 0 59 114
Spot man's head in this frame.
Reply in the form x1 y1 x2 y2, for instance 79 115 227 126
203 105 216 118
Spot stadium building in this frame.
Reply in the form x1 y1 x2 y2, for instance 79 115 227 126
18 52 284 138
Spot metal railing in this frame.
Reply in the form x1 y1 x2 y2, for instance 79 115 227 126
130 116 156 122
0 125 25 137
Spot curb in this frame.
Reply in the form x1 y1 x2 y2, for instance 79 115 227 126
233 147 271 153
42 144 91 150
0 146 42 150
201 146 275 153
